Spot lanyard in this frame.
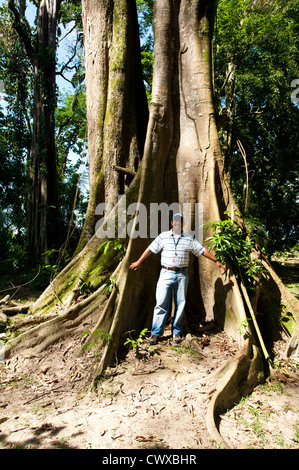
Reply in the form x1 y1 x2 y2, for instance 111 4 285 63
172 233 182 255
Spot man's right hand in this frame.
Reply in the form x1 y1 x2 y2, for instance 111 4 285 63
129 248 152 271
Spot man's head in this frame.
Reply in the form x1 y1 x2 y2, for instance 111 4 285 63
171 213 183 234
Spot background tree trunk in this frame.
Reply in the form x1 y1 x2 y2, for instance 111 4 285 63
9 0 61 261
29 0 62 261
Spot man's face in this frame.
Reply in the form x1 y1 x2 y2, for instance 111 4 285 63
171 216 183 233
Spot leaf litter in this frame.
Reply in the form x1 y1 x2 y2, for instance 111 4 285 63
0 324 298 449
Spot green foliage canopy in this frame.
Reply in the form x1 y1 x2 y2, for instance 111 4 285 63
214 0 299 254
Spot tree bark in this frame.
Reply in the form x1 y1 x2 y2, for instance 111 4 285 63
88 0 248 380
8 0 62 261
75 0 149 253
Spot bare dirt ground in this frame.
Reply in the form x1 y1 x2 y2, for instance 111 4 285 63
0 254 298 452
0 322 298 451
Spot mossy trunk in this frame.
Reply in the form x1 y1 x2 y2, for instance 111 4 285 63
75 0 148 254
89 0 251 381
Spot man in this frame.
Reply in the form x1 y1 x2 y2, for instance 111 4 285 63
129 213 226 345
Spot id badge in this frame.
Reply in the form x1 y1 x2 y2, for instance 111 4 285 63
172 255 178 266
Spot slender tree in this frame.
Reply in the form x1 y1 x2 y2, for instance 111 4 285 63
9 0 61 261
0 2 30 260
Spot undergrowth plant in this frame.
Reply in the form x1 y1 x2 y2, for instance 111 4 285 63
204 211 266 290
124 328 149 358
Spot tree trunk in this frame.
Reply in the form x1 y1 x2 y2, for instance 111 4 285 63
75 0 149 253
28 0 61 260
4 0 299 399
217 60 236 181
8 0 61 261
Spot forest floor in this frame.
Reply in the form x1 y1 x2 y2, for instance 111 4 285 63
0 255 298 452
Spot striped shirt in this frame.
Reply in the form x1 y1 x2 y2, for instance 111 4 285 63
148 230 205 268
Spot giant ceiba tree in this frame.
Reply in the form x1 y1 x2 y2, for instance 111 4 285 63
3 0 299 441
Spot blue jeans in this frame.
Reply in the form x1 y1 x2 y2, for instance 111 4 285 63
151 268 189 337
